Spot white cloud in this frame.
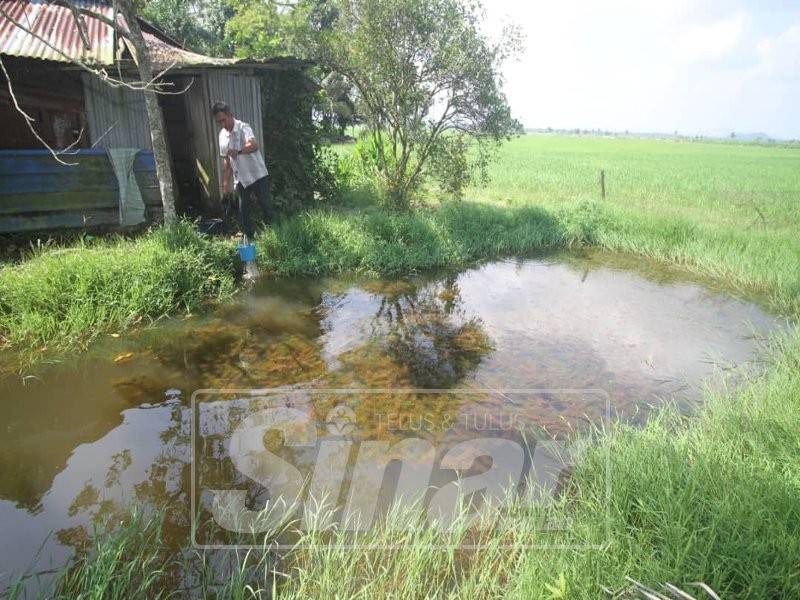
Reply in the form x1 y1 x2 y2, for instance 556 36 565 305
675 12 747 63
483 1 800 137
754 22 800 79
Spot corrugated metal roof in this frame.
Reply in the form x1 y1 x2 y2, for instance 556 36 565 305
0 0 115 64
137 31 232 70
0 0 215 68
0 0 314 71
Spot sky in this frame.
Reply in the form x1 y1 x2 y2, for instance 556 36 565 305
483 0 800 139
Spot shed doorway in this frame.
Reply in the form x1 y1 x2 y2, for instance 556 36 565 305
159 77 200 216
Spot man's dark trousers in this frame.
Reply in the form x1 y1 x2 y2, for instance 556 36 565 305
236 175 272 238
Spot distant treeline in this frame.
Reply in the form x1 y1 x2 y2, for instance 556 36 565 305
526 128 800 147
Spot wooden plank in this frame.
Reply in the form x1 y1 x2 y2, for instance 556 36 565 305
0 150 110 175
0 174 117 195
0 149 164 231
134 171 162 207
0 191 118 215
0 209 120 233
133 151 156 172
0 151 155 176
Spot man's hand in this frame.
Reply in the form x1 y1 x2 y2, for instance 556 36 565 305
226 148 240 159
242 137 259 153
222 156 234 194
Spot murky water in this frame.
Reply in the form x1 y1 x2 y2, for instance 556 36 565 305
0 250 784 592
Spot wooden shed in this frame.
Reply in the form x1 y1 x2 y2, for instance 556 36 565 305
0 0 309 233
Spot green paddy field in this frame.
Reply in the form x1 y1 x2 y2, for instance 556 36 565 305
478 135 799 232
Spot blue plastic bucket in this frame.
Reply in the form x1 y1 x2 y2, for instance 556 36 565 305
237 243 257 262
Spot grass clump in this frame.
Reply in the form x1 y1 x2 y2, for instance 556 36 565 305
5 509 168 600
0 222 237 359
257 202 565 277
52 509 167 600
256 198 800 315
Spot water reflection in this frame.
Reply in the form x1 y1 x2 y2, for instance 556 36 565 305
0 250 785 592
366 276 492 388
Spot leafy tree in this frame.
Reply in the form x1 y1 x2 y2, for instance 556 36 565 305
224 0 336 58
311 0 522 208
142 0 232 56
320 71 357 137
199 0 236 55
224 0 290 58
262 69 339 211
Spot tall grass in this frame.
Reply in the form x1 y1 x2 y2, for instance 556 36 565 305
0 222 237 362
473 135 800 235
5 509 167 600
257 199 800 315
52 509 167 600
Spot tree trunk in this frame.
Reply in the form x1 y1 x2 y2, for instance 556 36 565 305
117 0 177 223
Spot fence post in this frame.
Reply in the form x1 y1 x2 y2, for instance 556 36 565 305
600 169 606 200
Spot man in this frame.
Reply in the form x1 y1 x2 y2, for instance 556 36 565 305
212 101 272 239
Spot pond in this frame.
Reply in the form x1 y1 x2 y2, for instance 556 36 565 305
0 250 785 593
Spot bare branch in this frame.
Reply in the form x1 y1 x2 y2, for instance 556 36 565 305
89 122 117 148
51 0 92 49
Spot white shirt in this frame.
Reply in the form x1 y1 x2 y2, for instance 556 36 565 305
219 119 268 188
